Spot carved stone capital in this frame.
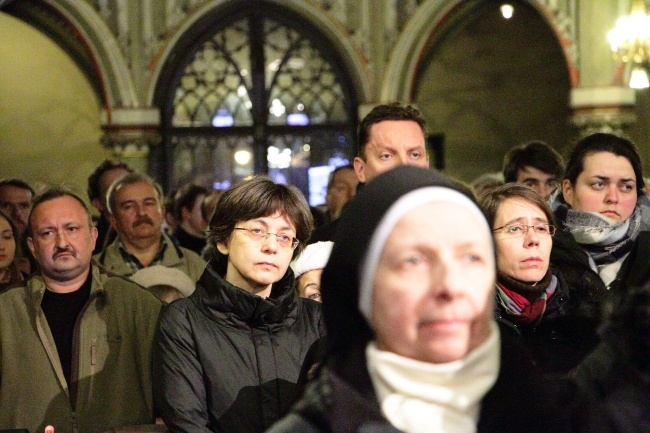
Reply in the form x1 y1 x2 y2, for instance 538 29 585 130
100 128 161 157
100 108 161 158
570 87 637 137
571 107 637 138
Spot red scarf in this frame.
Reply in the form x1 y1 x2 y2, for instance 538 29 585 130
496 272 556 326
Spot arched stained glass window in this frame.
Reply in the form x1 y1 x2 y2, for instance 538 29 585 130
156 4 357 198
172 19 253 127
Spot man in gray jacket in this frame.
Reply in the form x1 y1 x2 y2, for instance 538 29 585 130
0 187 162 433
95 172 206 282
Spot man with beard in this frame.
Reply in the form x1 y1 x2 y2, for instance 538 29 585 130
95 173 206 282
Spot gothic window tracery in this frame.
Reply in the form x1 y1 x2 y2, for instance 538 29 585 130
161 6 356 194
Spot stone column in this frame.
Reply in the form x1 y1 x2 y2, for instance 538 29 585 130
100 108 161 173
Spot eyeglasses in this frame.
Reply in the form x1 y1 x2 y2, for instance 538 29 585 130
492 223 556 237
234 227 299 250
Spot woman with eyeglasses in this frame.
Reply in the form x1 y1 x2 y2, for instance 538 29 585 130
481 184 598 374
154 176 325 433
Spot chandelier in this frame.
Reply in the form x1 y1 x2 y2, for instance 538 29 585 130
608 0 650 89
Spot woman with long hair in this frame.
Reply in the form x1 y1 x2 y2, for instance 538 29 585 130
0 210 26 289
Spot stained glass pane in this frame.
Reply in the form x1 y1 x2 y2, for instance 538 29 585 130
264 19 349 126
165 7 355 190
266 129 355 199
172 19 253 127
168 134 254 190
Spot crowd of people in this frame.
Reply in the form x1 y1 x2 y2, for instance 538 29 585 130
0 102 648 433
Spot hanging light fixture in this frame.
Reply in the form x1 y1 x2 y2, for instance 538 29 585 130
608 0 650 89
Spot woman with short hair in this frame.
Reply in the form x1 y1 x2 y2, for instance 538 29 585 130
551 133 650 312
481 184 598 374
154 176 324 433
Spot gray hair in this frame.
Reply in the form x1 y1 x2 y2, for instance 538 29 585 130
106 172 164 215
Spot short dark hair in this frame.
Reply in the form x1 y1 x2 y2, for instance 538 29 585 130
563 133 645 199
0 178 35 196
502 141 564 183
174 184 209 221
27 187 93 237
87 159 134 202
106 172 164 215
357 103 428 159
0 209 23 258
208 176 314 259
327 164 355 191
480 183 555 230
201 190 224 222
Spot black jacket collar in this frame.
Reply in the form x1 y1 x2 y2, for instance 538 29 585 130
191 255 298 328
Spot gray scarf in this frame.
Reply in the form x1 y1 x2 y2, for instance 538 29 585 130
554 195 650 266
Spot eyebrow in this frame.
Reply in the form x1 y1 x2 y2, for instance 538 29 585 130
592 175 636 183
252 219 294 232
502 216 548 226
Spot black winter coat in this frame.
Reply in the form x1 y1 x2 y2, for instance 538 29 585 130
495 268 599 374
551 226 650 312
573 284 650 433
267 328 583 433
153 257 325 433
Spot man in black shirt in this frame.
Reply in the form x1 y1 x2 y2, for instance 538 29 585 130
0 187 162 433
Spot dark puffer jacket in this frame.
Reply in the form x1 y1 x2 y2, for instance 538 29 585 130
495 268 599 374
267 166 586 433
154 256 325 433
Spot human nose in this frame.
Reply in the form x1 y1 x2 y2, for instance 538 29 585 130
6 204 20 220
523 226 540 246
55 229 69 248
539 185 553 200
134 203 147 216
429 258 462 301
605 184 619 203
261 232 279 252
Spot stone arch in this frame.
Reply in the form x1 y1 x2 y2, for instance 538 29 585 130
146 0 370 108
20 0 137 110
381 0 578 102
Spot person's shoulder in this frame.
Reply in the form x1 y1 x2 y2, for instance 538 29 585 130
179 245 206 263
96 266 162 304
0 281 29 307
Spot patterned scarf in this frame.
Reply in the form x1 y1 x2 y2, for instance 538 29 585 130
554 195 650 266
496 270 557 325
